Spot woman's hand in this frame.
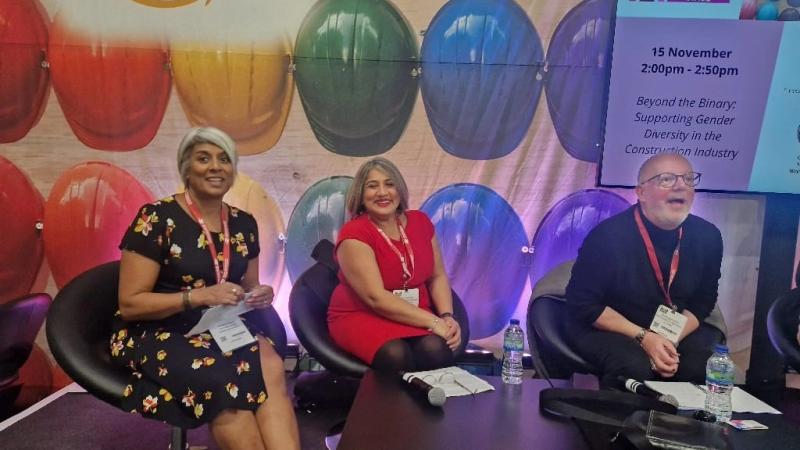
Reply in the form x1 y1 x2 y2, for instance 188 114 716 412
244 284 274 309
430 317 460 351
192 281 244 307
640 331 680 378
443 316 461 351
429 318 450 340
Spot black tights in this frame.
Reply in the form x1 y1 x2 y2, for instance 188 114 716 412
371 335 453 373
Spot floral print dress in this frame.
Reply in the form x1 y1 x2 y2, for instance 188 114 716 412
109 195 270 429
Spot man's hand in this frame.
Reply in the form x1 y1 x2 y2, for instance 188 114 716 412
641 331 679 377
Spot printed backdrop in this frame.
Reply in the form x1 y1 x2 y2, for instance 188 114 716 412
0 0 781 370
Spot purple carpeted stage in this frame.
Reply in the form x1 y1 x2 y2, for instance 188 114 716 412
0 378 348 450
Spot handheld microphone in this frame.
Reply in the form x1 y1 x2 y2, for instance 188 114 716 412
399 372 447 407
617 376 679 407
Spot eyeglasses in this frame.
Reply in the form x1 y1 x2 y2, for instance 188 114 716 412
640 172 701 188
420 371 478 395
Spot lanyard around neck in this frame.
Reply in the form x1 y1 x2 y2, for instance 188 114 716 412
634 207 682 308
371 214 415 288
185 192 230 284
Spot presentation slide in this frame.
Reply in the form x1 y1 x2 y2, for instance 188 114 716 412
600 1 800 194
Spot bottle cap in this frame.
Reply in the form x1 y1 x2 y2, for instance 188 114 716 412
713 344 729 354
510 319 520 325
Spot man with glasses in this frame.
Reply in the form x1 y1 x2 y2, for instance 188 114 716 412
566 153 723 385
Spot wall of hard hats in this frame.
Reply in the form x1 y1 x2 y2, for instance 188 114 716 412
0 0 779 374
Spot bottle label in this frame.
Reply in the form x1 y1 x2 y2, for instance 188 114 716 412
503 339 523 352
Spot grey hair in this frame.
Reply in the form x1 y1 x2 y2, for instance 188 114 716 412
177 127 238 183
345 157 409 218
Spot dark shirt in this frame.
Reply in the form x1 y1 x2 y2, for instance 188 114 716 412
566 204 723 330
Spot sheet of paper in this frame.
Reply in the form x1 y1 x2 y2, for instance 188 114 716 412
645 381 782 414
731 387 781 414
185 297 253 337
403 366 494 397
645 381 706 410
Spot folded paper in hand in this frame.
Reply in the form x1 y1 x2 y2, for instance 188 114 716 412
403 366 494 398
185 297 253 337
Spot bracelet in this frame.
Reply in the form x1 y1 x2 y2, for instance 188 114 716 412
182 290 193 311
427 317 440 332
439 312 453 319
634 327 648 346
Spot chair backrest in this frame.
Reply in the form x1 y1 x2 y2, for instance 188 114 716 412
289 240 369 377
527 260 595 379
450 291 470 358
527 295 596 380
46 261 128 407
0 293 51 387
767 288 800 372
248 304 289 360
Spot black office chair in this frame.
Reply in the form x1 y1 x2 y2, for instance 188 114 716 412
766 268 800 372
527 260 728 380
528 294 597 380
289 239 470 408
0 293 51 417
46 261 288 449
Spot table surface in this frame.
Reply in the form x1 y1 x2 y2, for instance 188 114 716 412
338 372 800 450
338 371 589 450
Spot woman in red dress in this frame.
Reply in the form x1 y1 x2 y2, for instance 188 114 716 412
328 158 462 371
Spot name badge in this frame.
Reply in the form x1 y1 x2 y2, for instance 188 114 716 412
210 316 256 353
393 288 420 307
649 305 688 345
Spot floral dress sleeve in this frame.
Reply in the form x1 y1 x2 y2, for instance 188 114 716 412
120 202 168 264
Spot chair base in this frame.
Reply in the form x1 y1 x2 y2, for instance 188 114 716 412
324 420 346 450
293 371 361 410
168 426 187 450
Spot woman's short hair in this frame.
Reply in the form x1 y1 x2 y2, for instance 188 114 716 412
176 127 238 183
346 157 410 217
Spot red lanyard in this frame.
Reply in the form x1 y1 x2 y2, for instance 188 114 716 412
371 215 415 288
185 192 230 284
634 207 682 308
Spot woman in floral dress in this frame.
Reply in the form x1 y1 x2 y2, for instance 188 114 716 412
109 127 299 450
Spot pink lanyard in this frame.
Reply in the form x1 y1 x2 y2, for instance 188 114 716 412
185 192 230 284
634 207 682 309
371 215 415 288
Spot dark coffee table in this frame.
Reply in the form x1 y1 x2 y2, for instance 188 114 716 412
338 371 589 450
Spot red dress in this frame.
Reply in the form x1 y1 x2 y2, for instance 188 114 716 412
327 210 436 364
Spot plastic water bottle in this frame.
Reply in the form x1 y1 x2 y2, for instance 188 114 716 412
502 319 524 384
704 344 735 423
